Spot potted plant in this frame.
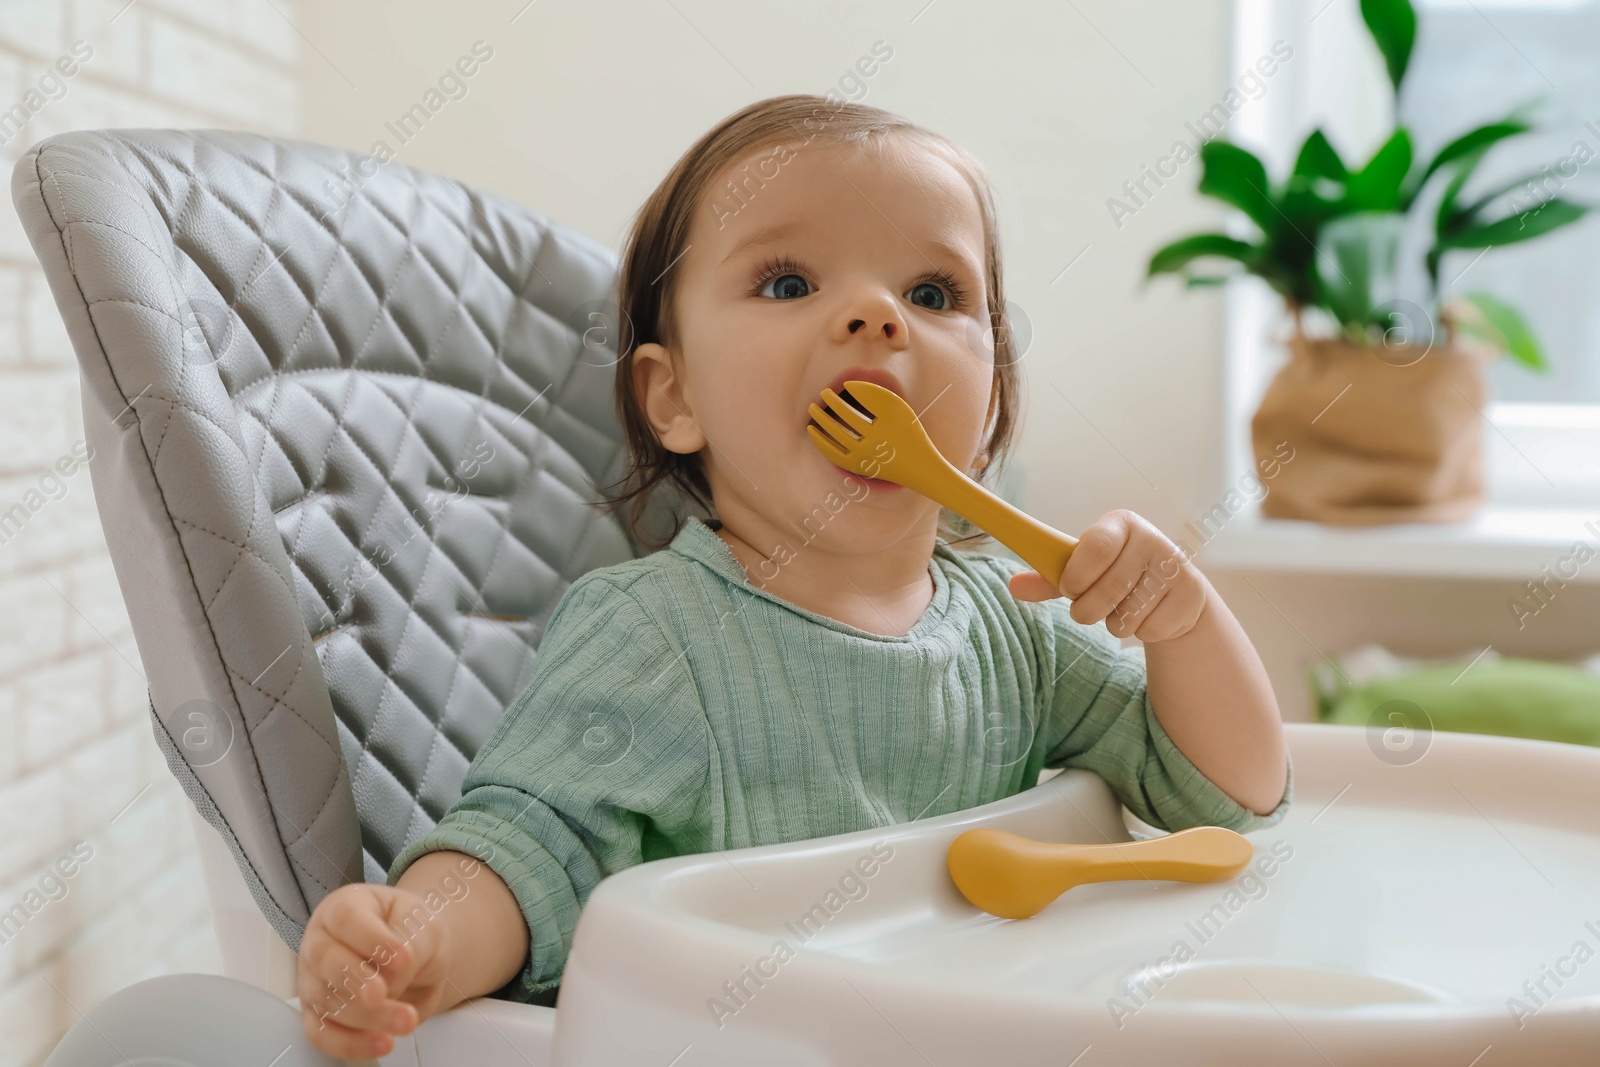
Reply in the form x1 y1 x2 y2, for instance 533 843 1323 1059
1146 0 1590 524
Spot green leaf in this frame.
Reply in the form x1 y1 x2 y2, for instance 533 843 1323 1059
1505 92 1553 125
1147 233 1259 276
1196 141 1277 233
1360 0 1417 92
1437 197 1589 250
1267 136 1362 308
1184 275 1233 289
1315 211 1405 329
1452 292 1548 371
1434 146 1490 236
1404 119 1532 207
1346 129 1413 211
1294 129 1348 182
1452 168 1559 226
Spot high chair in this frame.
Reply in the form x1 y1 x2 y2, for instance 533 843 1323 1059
15 125 649 1063
19 129 1600 1067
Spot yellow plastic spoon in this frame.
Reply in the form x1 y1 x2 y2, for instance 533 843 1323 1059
808 379 1080 587
947 826 1255 920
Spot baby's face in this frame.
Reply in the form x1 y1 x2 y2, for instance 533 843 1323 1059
644 135 997 551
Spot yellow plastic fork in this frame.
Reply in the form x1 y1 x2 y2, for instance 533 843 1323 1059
808 379 1079 587
947 826 1254 920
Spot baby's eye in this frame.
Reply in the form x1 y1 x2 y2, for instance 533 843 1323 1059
758 273 811 300
907 282 949 311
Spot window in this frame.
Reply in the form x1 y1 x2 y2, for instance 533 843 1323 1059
1225 0 1600 512
1405 0 1600 405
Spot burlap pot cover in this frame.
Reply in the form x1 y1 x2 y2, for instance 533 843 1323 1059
1251 330 1495 525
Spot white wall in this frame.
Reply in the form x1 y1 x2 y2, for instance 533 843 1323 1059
0 2 299 1063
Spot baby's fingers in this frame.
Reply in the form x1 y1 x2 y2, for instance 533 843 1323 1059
301 996 407 1061
309 886 415 984
302 936 416 1038
299 894 418 1032
1008 570 1061 602
1057 512 1132 600
376 894 450 995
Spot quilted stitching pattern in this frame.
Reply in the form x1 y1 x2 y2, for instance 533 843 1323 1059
12 128 666 944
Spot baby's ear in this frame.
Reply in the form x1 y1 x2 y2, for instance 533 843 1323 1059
633 342 706 454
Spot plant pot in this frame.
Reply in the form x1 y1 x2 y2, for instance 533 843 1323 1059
1250 327 1496 525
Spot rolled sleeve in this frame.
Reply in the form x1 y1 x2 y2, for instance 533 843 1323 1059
1140 691 1293 834
386 574 711 1001
1029 602 1293 835
386 783 600 1001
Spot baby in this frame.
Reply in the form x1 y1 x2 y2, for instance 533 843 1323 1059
296 93 1291 1059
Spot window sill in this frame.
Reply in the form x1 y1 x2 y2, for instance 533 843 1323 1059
1198 506 1600 582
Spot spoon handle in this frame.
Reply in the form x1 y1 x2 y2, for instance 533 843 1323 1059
947 826 1254 919
1044 826 1254 885
907 450 1079 588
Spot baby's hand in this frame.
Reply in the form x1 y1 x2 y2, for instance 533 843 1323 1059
296 882 452 1060
1008 508 1205 642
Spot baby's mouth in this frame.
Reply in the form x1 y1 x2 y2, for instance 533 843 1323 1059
804 367 907 434
830 386 873 421
824 367 907 406
804 370 907 495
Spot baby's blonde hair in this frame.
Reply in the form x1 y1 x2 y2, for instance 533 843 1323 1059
597 93 1022 551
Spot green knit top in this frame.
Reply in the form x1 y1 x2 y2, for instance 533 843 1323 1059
387 515 1293 1001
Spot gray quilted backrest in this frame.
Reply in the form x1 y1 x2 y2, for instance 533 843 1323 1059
11 128 686 952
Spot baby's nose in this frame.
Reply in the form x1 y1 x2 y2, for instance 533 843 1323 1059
847 316 896 339
836 285 909 348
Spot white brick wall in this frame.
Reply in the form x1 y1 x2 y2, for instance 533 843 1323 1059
0 3 301 1063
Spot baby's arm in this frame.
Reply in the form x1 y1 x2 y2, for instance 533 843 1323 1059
1008 510 1290 831
411 574 708 971
392 849 530 1009
1142 578 1287 815
296 850 528 1060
